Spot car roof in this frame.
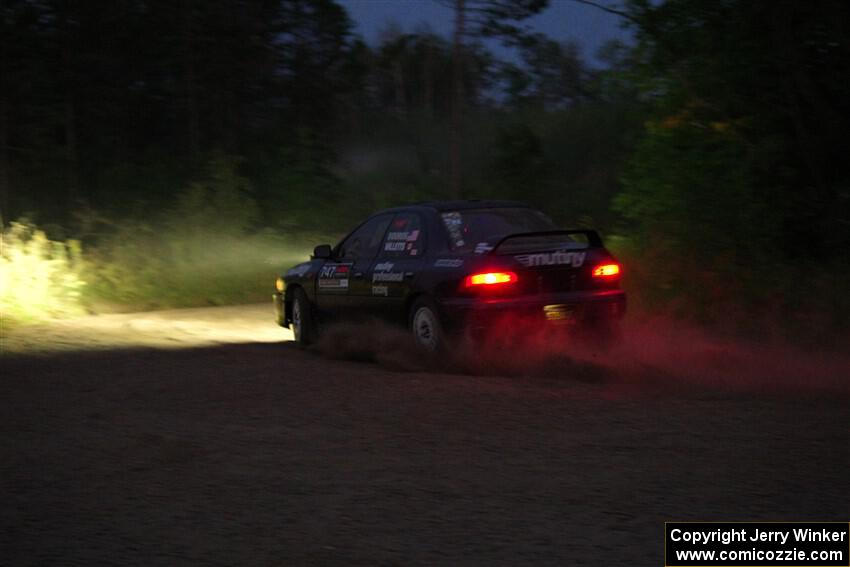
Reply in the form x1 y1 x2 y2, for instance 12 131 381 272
376 199 533 215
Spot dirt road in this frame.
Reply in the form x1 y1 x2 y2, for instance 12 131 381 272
2 305 848 565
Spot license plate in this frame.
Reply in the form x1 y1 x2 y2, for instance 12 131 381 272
543 304 577 324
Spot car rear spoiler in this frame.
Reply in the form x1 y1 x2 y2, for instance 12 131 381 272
490 229 603 255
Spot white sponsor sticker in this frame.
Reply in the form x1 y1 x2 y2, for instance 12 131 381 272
318 278 348 289
318 264 351 290
372 272 404 282
514 250 587 268
372 285 388 297
374 262 394 272
434 258 464 268
384 241 406 252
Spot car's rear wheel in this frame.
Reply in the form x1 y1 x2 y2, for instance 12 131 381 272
291 287 316 347
409 297 445 353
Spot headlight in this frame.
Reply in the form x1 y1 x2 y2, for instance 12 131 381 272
275 277 285 292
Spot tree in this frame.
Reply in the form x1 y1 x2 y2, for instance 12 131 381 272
273 0 357 131
594 0 850 328
617 0 850 257
437 0 549 197
502 34 588 109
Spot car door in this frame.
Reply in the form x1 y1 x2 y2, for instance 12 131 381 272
367 212 427 321
318 214 393 320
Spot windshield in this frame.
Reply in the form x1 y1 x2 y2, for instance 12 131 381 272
440 207 558 253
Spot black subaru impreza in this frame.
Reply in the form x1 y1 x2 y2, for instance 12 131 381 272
274 200 626 350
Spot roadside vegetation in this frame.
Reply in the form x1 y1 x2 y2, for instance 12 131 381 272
0 221 86 327
76 157 318 313
2 0 848 345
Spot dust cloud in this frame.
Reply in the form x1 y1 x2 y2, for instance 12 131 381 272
312 315 850 400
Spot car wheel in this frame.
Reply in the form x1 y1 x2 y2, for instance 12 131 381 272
291 287 316 347
409 297 445 352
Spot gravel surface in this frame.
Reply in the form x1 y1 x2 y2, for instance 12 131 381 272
2 305 848 565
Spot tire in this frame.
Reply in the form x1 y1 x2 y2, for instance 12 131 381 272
409 296 445 353
291 287 316 347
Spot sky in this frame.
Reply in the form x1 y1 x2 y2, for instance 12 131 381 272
336 0 631 66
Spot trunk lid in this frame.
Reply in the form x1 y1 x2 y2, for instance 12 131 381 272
489 230 617 295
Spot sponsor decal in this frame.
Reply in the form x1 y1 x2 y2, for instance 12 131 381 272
387 231 409 241
406 229 420 242
318 263 352 290
441 212 465 247
515 250 587 268
474 242 494 254
285 263 311 277
434 258 464 268
372 260 405 282
384 241 406 252
372 285 389 297
318 278 348 289
372 271 404 282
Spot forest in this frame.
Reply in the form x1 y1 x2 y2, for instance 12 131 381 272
2 0 849 344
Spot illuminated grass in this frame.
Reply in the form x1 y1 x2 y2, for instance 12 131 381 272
80 228 314 312
0 221 86 328
75 159 330 313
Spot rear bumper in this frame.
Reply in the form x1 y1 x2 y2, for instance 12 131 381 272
438 289 626 331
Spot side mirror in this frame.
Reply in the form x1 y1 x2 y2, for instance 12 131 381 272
312 244 332 259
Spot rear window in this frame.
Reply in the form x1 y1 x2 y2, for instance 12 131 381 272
440 207 558 253
495 232 591 254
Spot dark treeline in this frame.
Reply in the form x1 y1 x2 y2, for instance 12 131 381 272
1 0 626 230
2 0 367 223
2 0 850 335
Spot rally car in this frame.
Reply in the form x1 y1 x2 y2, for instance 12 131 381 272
274 200 626 351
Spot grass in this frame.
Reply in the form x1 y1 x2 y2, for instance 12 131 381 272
1 221 87 329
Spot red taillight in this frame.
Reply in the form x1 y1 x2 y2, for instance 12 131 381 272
592 263 621 278
464 271 518 287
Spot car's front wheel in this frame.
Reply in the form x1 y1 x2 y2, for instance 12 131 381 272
291 287 316 347
409 297 445 353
